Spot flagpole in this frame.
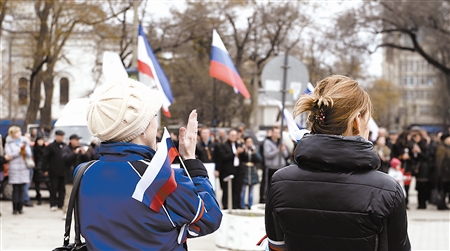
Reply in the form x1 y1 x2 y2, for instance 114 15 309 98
213 78 217 137
279 52 289 168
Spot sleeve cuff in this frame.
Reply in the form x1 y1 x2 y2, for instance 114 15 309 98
184 159 208 178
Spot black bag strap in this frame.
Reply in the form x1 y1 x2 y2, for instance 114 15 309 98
63 160 97 247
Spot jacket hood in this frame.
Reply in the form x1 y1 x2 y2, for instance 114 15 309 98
99 142 156 162
294 134 381 172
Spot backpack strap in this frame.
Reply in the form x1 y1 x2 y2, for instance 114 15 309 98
63 160 97 247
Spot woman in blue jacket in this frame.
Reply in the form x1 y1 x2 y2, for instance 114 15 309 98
78 78 222 250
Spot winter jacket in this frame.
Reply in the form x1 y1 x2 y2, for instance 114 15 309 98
4 136 32 184
61 143 90 184
265 134 411 251
32 143 47 183
409 139 430 182
263 138 290 170
41 140 66 177
239 147 262 185
435 143 450 182
76 142 222 251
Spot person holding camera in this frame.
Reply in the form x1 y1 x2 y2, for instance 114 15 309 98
239 136 262 209
61 134 90 217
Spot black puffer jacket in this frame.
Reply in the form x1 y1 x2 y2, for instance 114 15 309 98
265 134 410 251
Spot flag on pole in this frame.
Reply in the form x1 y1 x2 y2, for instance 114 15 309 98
132 128 178 212
138 25 174 117
278 102 305 141
210 29 250 99
304 82 315 95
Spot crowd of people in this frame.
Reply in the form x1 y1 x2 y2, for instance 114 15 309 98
0 127 99 216
374 126 450 210
1 75 450 250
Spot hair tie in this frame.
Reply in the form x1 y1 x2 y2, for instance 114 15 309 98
315 109 326 124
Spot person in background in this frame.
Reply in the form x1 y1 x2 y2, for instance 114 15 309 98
78 78 221 250
259 128 272 204
85 137 100 161
265 75 410 251
387 130 398 149
388 158 407 197
374 136 391 173
216 129 227 144
435 134 450 210
391 130 412 207
217 129 245 209
4 126 33 215
239 136 262 209
196 127 217 164
263 126 290 190
410 128 431 209
32 136 48 205
41 130 66 211
0 135 13 214
61 134 90 218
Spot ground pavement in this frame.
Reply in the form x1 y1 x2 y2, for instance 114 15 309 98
1 178 449 250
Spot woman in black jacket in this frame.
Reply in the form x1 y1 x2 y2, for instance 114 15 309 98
32 137 47 205
264 75 410 251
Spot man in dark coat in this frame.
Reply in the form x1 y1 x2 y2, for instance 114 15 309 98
217 129 244 209
196 128 217 164
61 134 90 215
41 130 66 211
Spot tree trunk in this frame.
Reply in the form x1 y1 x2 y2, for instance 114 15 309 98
444 74 450 131
40 66 54 132
25 72 43 127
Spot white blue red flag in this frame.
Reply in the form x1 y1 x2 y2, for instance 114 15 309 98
132 128 178 212
210 29 250 99
304 82 315 95
277 102 302 141
138 25 174 117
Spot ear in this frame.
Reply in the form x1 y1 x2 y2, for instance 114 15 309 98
352 113 361 136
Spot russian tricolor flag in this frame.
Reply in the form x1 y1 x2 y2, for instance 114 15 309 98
210 29 250 99
138 25 174 117
132 128 178 212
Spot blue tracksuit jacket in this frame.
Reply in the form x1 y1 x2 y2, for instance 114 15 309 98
75 142 222 250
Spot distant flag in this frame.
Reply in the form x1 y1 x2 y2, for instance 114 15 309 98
298 82 315 129
277 102 301 141
138 25 174 117
304 82 315 95
132 128 178 212
210 29 250 99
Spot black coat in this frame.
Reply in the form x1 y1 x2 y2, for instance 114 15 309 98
62 143 91 184
32 144 47 182
217 140 243 178
265 134 410 251
41 140 66 177
195 140 217 164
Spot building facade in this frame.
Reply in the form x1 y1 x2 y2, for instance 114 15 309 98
382 45 443 133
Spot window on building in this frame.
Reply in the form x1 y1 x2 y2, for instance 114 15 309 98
419 106 431 115
60 77 69 105
18 77 28 105
427 77 433 86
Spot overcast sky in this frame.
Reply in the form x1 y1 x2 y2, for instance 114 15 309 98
144 1 382 77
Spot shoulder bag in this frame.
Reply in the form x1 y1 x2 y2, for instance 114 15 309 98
52 160 97 251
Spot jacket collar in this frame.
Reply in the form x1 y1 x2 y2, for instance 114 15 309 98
99 142 156 162
294 134 381 172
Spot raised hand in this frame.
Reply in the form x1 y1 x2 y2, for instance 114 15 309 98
178 109 198 160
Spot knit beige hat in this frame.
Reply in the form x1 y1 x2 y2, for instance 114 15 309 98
87 78 163 142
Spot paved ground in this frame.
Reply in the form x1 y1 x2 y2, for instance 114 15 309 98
1 178 449 250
